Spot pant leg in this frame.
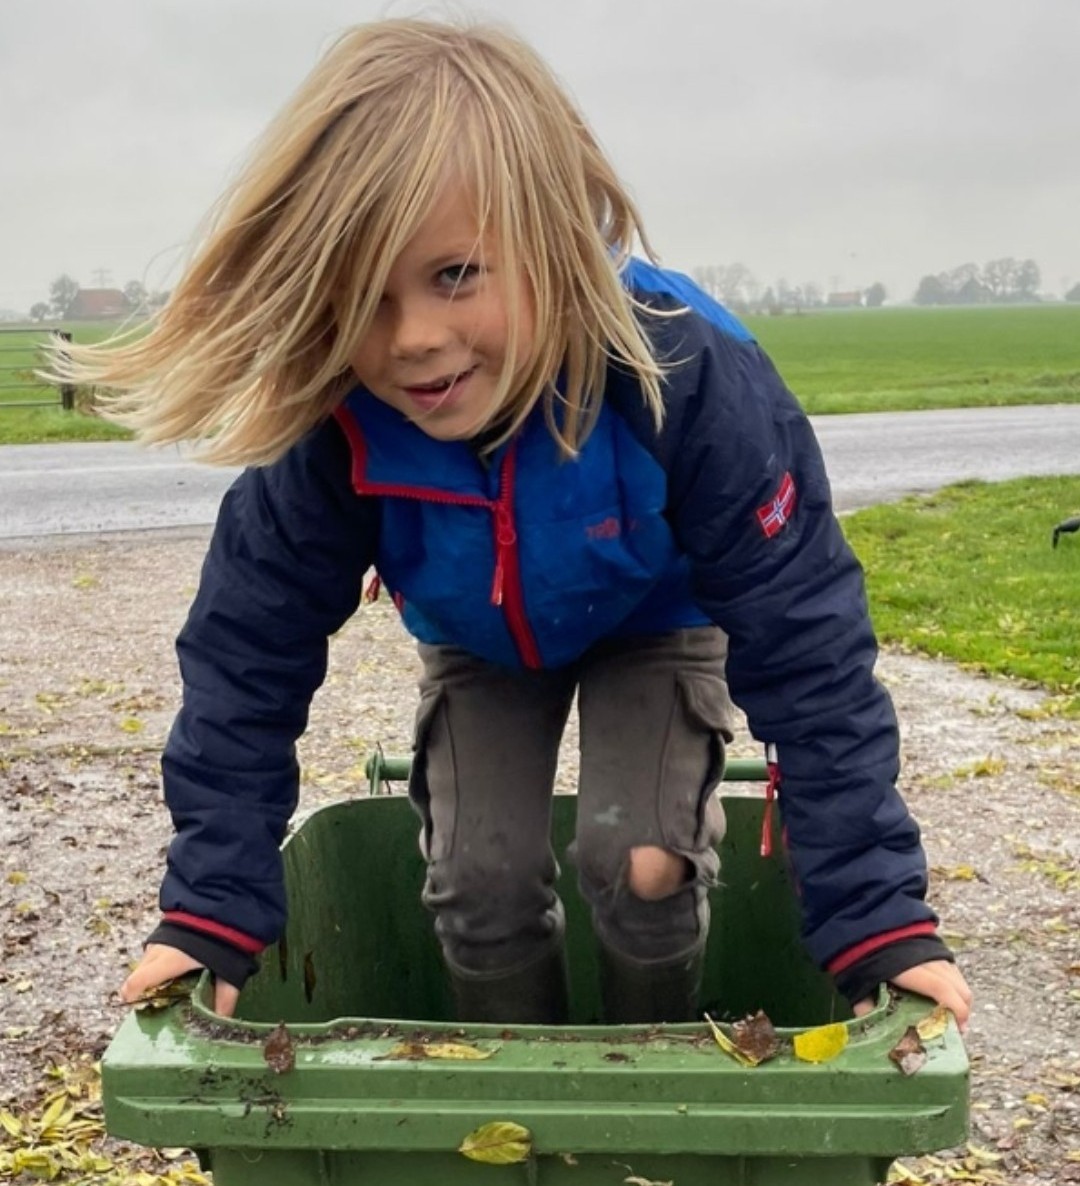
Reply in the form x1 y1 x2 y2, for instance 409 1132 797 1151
571 626 736 963
409 643 577 975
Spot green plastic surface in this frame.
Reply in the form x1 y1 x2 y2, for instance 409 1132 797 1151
103 788 968 1185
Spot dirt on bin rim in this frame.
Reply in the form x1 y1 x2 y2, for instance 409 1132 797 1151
0 528 1078 1186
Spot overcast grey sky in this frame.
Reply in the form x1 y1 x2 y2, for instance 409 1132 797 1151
2 0 1078 313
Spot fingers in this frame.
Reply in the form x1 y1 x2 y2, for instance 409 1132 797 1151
119 943 202 1004
214 980 241 1018
119 942 240 1018
852 997 875 1018
890 960 974 1033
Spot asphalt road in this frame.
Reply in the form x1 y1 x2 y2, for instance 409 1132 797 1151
2 404 1079 541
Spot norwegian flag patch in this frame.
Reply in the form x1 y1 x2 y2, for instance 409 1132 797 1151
756 472 796 538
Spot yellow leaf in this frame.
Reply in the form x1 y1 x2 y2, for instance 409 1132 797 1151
382 1041 494 1061
916 1006 952 1042
887 1163 927 1185
966 1141 1004 1164
793 1022 848 1064
1024 1092 1049 1108
5 871 28 886
423 1042 494 1060
119 717 144 733
458 1121 532 1165
72 574 99 589
38 1093 72 1133
0 1110 22 1137
703 1013 759 1067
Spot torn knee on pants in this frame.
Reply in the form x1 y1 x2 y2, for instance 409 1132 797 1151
625 845 693 901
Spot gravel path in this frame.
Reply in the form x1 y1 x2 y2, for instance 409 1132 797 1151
1 530 1077 1184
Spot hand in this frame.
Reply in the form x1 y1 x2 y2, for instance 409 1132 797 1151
854 959 973 1033
119 943 241 1017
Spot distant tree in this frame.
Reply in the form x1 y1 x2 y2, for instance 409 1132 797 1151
803 282 823 308
1015 259 1040 300
914 274 948 305
29 302 50 322
49 274 80 318
123 280 148 312
983 258 1018 301
864 282 887 308
1066 282 1080 303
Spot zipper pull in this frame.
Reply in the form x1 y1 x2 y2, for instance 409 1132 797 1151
490 505 516 606
761 743 780 858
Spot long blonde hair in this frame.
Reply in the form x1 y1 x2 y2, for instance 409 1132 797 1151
49 19 667 465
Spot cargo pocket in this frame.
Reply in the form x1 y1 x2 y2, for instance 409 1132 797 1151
661 670 736 856
408 685 446 862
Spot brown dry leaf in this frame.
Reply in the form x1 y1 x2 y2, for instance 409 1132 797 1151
731 1010 781 1065
889 1026 928 1076
915 1005 952 1042
263 1022 295 1075
458 1120 532 1165
703 1013 758 1067
793 1022 848 1064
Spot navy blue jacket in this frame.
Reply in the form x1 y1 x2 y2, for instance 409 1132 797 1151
154 262 948 997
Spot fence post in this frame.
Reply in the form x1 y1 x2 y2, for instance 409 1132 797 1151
55 330 75 411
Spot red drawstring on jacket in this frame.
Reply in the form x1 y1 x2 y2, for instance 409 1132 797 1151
761 744 780 857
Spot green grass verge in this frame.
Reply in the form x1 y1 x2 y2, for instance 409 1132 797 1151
0 323 132 445
843 476 1080 711
1 305 1078 443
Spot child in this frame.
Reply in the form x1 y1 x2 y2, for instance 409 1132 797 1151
58 19 971 1028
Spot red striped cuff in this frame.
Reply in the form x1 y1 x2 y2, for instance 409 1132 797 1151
826 922 939 975
162 911 266 955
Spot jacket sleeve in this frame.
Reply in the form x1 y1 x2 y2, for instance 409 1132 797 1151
656 320 941 974
157 417 379 955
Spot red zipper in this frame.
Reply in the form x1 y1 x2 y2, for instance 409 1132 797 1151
760 743 780 857
338 407 542 668
489 444 543 669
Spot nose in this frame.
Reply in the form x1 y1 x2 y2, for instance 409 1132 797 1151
388 295 452 360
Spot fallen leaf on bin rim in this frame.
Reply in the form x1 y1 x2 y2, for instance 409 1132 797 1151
458 1120 532 1164
703 1013 759 1067
263 1022 296 1075
732 1010 781 1064
130 973 199 1012
915 1004 952 1042
888 1026 927 1076
793 1022 848 1064
380 1041 494 1061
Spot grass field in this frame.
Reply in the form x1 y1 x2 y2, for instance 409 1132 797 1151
0 323 129 444
746 303 1080 414
843 475 1080 708
0 303 1078 443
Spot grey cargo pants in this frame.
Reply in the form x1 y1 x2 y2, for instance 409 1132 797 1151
408 627 736 976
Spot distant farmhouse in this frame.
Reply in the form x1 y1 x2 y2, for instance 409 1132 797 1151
66 288 129 319
826 291 864 309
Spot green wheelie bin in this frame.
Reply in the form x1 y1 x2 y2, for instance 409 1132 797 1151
102 758 968 1185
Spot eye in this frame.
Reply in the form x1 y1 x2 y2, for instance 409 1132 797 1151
436 262 481 291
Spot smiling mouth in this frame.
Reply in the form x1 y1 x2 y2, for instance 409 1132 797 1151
403 366 477 402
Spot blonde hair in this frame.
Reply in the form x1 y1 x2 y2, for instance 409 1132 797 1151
49 19 667 465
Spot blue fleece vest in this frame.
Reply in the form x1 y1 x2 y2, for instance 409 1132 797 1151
335 391 709 668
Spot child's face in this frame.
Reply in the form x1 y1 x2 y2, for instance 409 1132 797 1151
347 190 535 441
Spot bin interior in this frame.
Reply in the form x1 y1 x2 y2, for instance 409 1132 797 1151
237 791 845 1029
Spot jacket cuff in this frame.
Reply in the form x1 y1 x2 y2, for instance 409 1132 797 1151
147 921 261 990
833 935 954 1006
